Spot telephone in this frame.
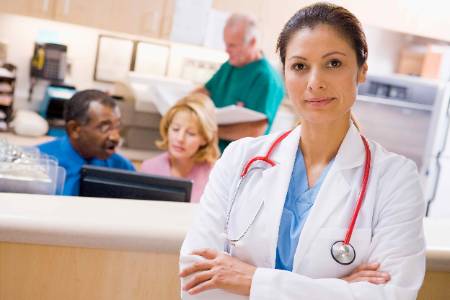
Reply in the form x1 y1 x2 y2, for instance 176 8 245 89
30 43 67 82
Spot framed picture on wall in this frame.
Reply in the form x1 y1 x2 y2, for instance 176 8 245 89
93 35 135 83
134 41 170 77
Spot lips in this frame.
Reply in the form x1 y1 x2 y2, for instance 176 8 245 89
104 141 118 155
172 145 185 152
305 97 336 107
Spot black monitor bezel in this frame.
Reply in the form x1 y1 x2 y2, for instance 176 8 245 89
80 165 192 202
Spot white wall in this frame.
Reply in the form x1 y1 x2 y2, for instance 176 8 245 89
364 26 409 75
0 13 116 109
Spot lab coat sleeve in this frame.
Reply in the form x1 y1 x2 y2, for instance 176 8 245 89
180 140 249 300
249 158 426 300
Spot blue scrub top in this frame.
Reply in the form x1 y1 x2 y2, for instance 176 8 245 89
275 146 334 271
38 135 135 196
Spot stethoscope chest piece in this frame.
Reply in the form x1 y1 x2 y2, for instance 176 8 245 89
331 240 356 265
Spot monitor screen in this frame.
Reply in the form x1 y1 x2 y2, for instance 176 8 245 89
80 165 192 202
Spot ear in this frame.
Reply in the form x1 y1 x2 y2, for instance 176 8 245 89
66 120 81 139
248 36 257 48
357 63 368 84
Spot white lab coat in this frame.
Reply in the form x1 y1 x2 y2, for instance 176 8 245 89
180 124 426 300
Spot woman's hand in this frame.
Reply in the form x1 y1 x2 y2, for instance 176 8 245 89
341 262 391 284
179 248 257 296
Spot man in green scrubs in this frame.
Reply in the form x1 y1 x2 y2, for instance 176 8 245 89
195 14 285 151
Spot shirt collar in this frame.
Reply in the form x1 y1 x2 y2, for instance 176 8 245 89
61 135 87 166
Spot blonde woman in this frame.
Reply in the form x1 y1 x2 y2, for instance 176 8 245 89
140 94 219 202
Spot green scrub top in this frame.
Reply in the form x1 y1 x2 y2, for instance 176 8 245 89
205 58 285 152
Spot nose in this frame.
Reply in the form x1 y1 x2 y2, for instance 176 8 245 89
108 128 121 142
225 44 236 56
307 68 326 91
175 130 186 143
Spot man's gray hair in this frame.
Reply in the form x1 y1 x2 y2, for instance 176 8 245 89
225 13 259 44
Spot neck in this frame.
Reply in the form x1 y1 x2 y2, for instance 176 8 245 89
300 117 351 166
169 155 195 178
68 137 91 160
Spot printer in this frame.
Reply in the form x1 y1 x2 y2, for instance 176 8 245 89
38 84 76 136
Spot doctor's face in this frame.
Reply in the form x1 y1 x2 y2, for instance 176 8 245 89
284 24 367 125
167 110 206 162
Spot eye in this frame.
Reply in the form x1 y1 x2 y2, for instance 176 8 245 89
98 123 112 133
327 59 342 68
187 131 198 137
291 63 306 71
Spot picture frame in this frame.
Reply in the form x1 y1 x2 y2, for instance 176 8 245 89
93 35 135 83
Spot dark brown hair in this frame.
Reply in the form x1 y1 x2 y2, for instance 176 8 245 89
64 89 116 125
277 2 368 68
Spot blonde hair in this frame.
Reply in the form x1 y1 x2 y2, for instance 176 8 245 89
156 93 219 164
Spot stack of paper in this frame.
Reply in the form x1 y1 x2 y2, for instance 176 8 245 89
216 105 266 125
127 73 267 125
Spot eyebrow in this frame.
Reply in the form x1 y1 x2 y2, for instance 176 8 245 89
322 51 346 58
288 51 347 61
98 119 113 125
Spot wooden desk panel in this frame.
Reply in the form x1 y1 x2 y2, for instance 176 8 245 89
0 242 180 300
2 242 450 300
418 271 450 300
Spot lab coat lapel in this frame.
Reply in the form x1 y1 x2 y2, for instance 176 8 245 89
260 126 301 267
292 125 366 270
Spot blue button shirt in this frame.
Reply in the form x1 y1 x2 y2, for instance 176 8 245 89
38 135 135 196
275 147 334 271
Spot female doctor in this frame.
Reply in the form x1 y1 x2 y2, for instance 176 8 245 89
179 3 426 300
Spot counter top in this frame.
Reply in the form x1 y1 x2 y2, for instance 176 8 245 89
423 218 450 271
0 131 161 162
0 193 196 253
0 192 449 270
0 131 54 146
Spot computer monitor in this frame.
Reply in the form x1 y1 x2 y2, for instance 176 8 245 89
80 165 192 202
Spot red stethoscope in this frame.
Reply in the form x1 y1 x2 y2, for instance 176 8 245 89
224 130 372 265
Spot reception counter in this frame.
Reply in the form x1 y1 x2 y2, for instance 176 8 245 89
0 193 449 299
0 193 194 300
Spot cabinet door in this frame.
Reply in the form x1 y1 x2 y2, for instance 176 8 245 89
108 0 172 38
53 0 112 29
338 0 450 42
52 0 171 39
0 0 55 19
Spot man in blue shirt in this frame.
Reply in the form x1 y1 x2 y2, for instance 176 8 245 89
38 89 135 196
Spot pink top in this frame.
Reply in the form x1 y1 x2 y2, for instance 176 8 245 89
140 152 213 203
